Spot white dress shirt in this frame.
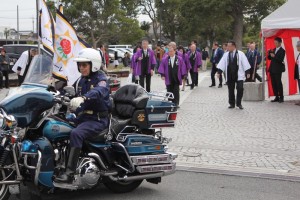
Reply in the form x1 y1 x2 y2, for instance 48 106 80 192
170 56 175 68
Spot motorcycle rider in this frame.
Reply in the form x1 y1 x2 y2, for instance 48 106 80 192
55 48 111 183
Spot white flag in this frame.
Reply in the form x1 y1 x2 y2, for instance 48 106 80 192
39 0 55 54
53 10 90 85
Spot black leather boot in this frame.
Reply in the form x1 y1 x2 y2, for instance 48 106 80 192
54 147 81 183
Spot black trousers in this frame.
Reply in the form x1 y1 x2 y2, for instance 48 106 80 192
270 73 283 98
190 70 198 88
167 84 180 106
245 68 262 82
139 74 151 92
18 75 25 86
298 79 300 92
0 71 9 88
227 80 244 106
211 63 222 86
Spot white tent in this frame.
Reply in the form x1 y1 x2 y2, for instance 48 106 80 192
262 0 300 37
261 0 300 97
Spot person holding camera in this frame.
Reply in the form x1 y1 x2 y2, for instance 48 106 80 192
268 37 286 103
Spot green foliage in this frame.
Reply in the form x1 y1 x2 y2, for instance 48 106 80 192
61 0 144 47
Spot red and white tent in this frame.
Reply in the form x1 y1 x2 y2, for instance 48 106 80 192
261 0 300 97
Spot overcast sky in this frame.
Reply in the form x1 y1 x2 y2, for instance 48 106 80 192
0 0 151 32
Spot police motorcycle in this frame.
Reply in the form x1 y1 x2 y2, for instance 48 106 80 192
0 53 178 199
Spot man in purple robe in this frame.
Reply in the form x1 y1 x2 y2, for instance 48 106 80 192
131 46 141 84
163 42 183 58
134 40 156 92
158 46 187 107
187 44 202 89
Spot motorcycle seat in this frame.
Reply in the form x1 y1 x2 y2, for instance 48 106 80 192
86 128 109 142
112 84 149 118
110 116 131 136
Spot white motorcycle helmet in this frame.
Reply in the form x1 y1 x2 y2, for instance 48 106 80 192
73 48 102 73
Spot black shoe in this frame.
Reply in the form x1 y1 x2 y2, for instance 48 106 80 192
209 85 215 87
54 147 81 183
228 105 235 109
218 85 222 88
237 105 244 110
271 97 279 102
279 97 284 103
195 85 198 87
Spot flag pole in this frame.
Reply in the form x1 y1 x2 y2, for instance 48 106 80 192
36 0 41 54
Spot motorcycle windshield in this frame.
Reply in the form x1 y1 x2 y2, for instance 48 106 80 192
23 54 54 86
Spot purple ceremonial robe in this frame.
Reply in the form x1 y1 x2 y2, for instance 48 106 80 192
158 55 187 86
131 53 138 76
187 51 202 73
163 50 183 59
183 53 191 71
134 48 156 76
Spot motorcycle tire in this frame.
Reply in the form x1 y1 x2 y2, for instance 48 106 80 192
0 170 11 200
103 179 143 193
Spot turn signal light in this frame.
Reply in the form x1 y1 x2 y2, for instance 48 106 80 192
168 113 177 121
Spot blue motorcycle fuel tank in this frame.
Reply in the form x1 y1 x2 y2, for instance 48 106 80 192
43 118 73 142
0 85 54 128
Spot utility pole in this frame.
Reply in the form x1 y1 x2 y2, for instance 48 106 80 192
32 17 35 33
17 5 19 44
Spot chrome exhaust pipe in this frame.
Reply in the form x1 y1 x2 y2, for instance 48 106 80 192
108 170 175 182
0 181 21 185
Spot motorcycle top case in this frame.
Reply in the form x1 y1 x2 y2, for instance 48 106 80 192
131 99 177 129
116 134 166 155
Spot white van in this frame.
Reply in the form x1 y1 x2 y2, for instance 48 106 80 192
109 45 132 49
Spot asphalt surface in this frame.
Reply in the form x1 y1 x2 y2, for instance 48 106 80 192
9 171 300 200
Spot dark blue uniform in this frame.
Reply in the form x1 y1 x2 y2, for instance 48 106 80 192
70 71 110 148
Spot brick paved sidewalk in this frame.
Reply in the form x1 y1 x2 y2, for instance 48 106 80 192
163 71 300 177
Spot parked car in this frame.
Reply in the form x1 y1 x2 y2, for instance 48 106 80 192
108 48 125 62
3 44 51 72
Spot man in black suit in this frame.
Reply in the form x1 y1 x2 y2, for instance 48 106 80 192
210 42 224 88
268 37 286 103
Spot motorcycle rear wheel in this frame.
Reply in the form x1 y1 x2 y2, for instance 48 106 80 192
103 179 143 193
0 170 11 200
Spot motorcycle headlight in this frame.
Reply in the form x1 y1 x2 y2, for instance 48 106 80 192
0 109 18 130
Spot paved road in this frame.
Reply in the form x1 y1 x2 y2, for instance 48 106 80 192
9 171 300 200
2 70 300 178
162 71 300 177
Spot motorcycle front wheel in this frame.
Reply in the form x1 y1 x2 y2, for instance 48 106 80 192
0 170 11 200
103 179 143 193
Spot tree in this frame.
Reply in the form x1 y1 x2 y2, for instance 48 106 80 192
139 0 159 44
140 21 151 33
177 0 232 47
61 0 144 47
224 0 286 49
156 0 181 41
175 0 286 49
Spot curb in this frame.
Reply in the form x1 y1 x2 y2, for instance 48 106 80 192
176 162 300 182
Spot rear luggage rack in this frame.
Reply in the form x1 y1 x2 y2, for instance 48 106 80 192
148 91 174 101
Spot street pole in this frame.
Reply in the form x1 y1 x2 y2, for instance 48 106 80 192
4 28 8 45
17 5 19 44
261 37 265 100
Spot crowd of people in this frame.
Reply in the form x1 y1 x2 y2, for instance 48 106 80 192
128 39 270 109
3 36 300 108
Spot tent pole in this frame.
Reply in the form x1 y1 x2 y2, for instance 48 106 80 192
261 37 265 100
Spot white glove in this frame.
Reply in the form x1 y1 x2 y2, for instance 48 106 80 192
70 97 84 111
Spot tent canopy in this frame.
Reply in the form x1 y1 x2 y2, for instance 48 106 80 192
261 0 300 37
